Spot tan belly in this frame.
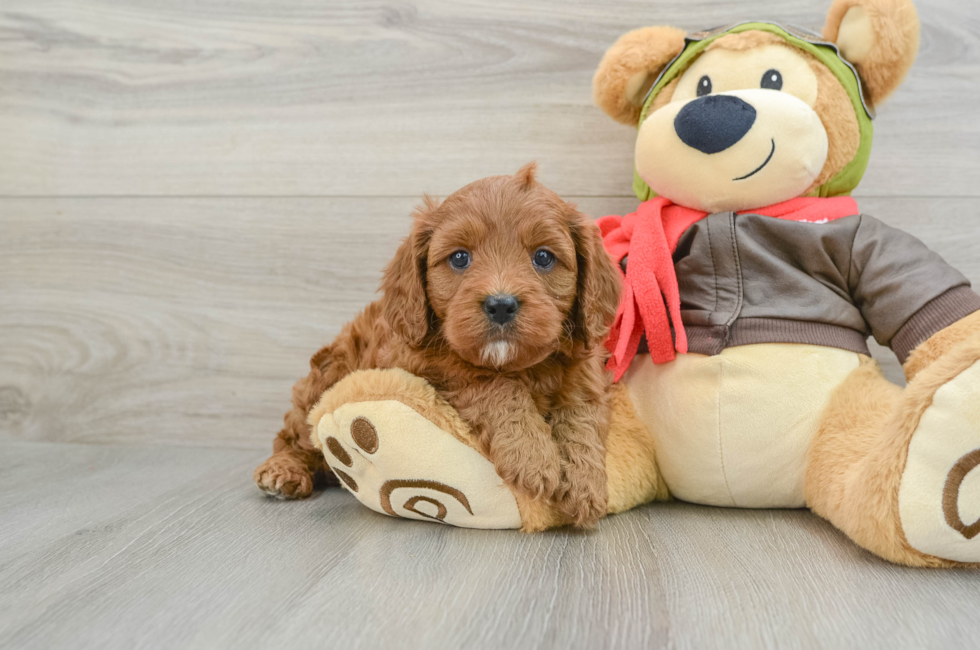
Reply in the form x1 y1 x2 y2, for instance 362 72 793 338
625 344 862 508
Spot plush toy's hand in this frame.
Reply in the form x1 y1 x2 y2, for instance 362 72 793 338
903 311 980 381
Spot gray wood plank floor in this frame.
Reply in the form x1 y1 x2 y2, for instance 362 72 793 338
2 0 980 647
1 441 979 650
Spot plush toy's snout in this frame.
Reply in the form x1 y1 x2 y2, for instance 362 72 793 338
636 87 829 213
674 95 757 154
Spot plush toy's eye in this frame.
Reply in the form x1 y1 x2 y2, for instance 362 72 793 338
532 248 556 270
449 250 471 270
761 69 783 90
696 75 712 97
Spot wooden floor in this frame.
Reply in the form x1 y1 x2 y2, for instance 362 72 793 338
1 0 979 647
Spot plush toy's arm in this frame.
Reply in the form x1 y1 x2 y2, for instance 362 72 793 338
902 311 980 380
846 215 980 365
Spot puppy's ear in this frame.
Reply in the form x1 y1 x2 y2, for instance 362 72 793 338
823 0 919 105
567 205 622 349
515 161 538 190
593 26 687 126
381 195 438 346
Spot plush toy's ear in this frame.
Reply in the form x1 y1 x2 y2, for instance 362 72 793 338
823 0 920 105
593 26 688 126
567 205 622 349
381 196 439 346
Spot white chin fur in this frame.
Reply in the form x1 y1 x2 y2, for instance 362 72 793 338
481 341 512 368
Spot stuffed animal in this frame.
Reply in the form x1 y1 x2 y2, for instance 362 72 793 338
306 0 980 567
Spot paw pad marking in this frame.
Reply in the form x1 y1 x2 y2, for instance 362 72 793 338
325 437 352 467
332 468 358 492
943 448 980 540
379 479 473 520
404 496 448 521
317 398 522 528
351 417 379 453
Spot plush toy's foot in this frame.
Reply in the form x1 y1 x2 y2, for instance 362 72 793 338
899 355 980 563
308 369 526 529
306 368 667 531
808 335 980 567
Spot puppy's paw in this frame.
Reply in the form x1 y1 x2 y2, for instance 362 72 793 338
556 481 607 529
492 439 563 503
555 459 608 529
254 455 314 500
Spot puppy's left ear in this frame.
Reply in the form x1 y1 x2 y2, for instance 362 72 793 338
823 0 920 105
568 206 622 349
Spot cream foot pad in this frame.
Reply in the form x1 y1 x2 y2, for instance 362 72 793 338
899 361 980 562
313 399 522 529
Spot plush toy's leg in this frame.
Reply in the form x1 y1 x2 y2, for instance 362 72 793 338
806 320 980 567
605 382 671 512
308 369 666 531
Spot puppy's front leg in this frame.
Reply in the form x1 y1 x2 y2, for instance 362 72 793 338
550 407 608 528
550 365 610 528
463 383 562 504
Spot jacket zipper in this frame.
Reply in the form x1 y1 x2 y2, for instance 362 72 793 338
723 211 744 343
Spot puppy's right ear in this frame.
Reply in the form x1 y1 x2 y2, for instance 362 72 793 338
593 26 687 126
381 195 439 346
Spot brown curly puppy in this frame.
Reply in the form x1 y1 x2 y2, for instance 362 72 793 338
254 163 622 526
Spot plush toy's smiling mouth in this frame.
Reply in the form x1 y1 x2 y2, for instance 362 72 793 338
733 139 776 181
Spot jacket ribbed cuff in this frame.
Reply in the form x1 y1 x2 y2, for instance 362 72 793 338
891 286 980 364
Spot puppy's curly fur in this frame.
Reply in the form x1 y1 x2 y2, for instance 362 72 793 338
254 164 622 527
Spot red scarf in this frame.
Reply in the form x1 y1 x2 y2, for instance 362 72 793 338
598 196 860 381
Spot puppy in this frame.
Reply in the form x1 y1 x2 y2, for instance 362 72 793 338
254 163 622 526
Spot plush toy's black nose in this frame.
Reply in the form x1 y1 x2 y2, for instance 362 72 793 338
674 95 757 154
483 294 520 325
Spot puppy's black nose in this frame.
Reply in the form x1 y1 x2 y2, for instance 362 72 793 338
674 95 757 154
483 294 520 325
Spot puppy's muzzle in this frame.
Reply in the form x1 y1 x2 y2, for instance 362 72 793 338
483 294 520 325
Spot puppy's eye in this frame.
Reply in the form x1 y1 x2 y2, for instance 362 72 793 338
696 75 712 97
448 250 471 270
761 69 783 91
532 248 556 270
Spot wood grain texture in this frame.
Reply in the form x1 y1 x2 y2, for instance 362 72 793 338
0 441 977 650
0 0 977 197
4 196 978 448
3 2 980 645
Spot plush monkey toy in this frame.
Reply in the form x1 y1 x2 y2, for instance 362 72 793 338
301 0 980 567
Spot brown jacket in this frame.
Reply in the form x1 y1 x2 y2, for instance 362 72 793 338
631 212 980 362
